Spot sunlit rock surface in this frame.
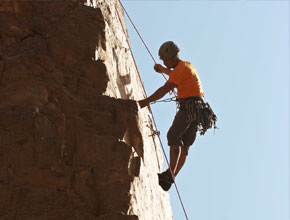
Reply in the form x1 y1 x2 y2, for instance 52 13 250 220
0 0 173 219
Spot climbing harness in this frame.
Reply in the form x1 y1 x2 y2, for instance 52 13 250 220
184 101 198 123
151 96 218 136
115 2 189 220
178 98 218 135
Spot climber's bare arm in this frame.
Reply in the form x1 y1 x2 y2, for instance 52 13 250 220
138 82 176 108
154 64 172 76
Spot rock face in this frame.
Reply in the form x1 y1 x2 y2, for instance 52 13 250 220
0 0 173 219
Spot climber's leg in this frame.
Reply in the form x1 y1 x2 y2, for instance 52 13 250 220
167 109 189 165
174 146 188 176
169 145 181 176
157 145 179 191
158 145 183 191
173 120 198 176
159 104 196 191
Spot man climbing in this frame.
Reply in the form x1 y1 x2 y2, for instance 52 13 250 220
138 41 217 191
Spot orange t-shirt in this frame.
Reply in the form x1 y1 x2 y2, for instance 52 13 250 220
168 60 204 98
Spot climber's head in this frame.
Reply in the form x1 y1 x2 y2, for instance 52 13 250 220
158 41 180 69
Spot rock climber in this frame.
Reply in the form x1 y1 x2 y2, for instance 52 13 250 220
138 41 217 191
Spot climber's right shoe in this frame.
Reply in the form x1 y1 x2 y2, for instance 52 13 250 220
159 169 174 182
158 169 174 191
158 176 172 191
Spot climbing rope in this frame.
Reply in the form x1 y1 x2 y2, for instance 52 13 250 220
115 2 189 220
117 0 177 97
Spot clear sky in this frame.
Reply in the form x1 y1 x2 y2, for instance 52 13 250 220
122 1 289 220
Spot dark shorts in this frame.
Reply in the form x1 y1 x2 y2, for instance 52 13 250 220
167 106 198 154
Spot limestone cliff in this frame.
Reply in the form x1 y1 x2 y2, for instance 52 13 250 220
0 0 173 219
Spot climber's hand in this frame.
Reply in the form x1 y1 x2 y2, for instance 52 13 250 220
138 99 149 108
154 64 164 73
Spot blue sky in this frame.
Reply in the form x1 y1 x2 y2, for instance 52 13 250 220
122 1 289 220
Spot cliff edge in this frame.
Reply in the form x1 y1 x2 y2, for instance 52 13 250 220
0 0 173 219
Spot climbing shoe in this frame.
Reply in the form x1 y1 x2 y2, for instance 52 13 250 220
158 169 174 191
